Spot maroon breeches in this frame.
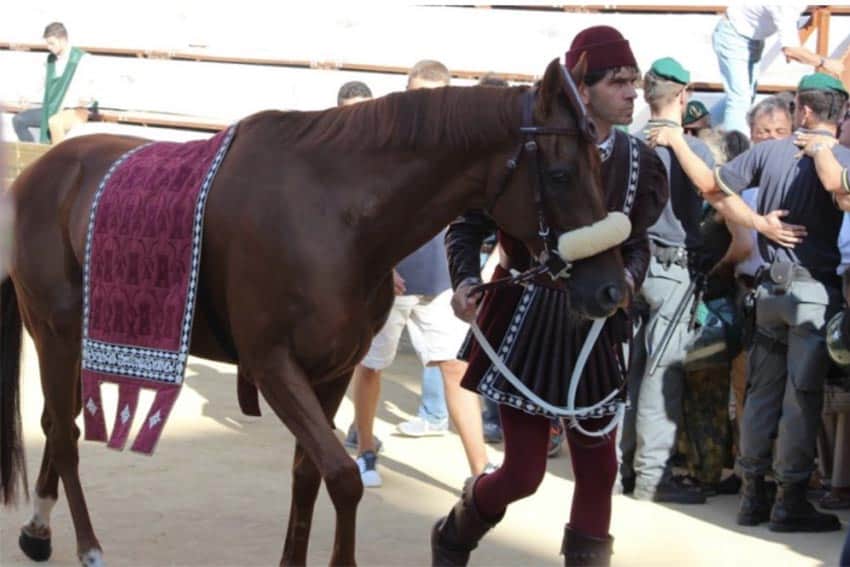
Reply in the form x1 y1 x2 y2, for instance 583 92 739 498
474 404 618 539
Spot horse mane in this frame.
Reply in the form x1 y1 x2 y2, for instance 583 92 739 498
278 86 525 152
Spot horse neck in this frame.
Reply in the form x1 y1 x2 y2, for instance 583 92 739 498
358 87 523 276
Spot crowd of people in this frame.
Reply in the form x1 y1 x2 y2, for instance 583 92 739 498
329 8 850 567
6 5 850 566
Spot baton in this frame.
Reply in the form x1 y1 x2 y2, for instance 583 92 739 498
645 278 698 377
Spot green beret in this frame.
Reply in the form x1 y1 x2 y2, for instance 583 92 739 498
650 57 690 85
683 100 710 126
798 72 848 97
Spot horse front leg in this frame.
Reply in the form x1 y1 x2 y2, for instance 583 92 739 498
283 374 353 566
282 442 322 566
251 352 362 567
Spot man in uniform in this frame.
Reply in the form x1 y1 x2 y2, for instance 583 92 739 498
649 73 850 532
683 100 711 136
620 57 715 504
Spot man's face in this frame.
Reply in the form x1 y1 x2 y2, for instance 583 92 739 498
684 115 711 135
751 109 792 144
45 35 67 56
407 78 448 91
580 67 640 128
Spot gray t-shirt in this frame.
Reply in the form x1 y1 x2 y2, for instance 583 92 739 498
638 129 714 249
718 133 850 284
396 229 452 296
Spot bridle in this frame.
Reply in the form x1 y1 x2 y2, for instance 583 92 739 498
479 64 598 293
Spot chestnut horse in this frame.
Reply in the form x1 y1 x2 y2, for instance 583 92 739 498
0 58 626 566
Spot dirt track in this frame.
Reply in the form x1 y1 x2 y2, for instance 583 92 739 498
1 336 848 567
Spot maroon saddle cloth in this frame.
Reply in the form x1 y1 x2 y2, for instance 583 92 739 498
81 126 235 454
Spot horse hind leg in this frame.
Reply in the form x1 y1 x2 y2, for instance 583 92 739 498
18 411 61 562
282 374 353 566
26 314 104 566
249 351 362 567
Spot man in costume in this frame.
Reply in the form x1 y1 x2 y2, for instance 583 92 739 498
430 26 669 566
12 22 96 144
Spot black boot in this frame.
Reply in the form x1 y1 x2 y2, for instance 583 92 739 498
561 526 613 567
769 481 841 532
737 474 771 526
431 475 503 567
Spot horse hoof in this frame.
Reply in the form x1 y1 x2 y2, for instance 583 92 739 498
19 529 52 562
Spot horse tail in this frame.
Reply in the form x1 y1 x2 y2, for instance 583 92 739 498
0 276 27 505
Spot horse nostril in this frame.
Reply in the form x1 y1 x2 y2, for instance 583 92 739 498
598 283 623 309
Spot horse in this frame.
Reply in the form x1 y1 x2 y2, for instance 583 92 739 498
0 57 627 566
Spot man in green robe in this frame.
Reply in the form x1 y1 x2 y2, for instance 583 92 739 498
12 22 94 144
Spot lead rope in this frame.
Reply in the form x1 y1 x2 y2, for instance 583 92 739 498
471 134 639 438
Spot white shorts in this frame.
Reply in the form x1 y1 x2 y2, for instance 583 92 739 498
361 289 469 370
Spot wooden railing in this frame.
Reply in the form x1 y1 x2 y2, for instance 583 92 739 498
2 5 845 132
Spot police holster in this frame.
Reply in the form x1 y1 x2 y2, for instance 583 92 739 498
740 288 757 349
768 261 794 295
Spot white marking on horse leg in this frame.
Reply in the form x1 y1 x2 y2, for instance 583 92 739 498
79 549 105 567
31 495 57 529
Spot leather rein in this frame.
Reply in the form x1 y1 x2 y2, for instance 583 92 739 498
476 65 597 295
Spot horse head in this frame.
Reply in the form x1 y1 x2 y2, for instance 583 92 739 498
489 57 629 320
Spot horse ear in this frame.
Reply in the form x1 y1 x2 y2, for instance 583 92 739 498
570 52 588 87
538 58 565 117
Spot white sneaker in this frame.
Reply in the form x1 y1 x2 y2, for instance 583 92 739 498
356 451 382 488
396 417 449 437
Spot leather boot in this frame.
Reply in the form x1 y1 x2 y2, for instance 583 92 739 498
737 474 771 526
769 481 841 532
431 475 503 567
561 525 613 566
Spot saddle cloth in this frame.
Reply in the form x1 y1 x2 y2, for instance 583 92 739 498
81 125 235 454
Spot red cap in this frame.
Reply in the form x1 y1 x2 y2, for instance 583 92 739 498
565 26 637 73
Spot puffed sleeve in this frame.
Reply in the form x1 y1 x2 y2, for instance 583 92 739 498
445 209 497 290
623 141 668 289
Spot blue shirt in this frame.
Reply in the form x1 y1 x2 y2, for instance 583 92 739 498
718 133 850 284
396 229 452 296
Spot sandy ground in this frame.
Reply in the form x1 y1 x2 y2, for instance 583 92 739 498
1 335 848 567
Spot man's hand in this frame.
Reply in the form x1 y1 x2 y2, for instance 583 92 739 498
754 209 807 248
820 58 845 78
794 132 837 158
646 124 684 148
392 269 406 295
451 279 483 323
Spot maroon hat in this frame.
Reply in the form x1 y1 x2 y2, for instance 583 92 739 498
565 25 637 73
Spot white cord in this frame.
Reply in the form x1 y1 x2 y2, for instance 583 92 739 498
471 319 624 437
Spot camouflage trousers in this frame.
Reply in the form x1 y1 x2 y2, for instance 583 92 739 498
679 364 733 484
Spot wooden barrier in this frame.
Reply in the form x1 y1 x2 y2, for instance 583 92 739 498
3 141 50 186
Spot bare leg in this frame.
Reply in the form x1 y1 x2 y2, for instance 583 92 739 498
438 360 488 475
352 364 382 454
253 351 362 567
283 374 354 566
47 108 88 144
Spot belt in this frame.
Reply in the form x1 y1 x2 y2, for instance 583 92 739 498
735 273 755 290
650 242 687 268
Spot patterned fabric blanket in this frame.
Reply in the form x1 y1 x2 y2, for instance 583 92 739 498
81 126 235 454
